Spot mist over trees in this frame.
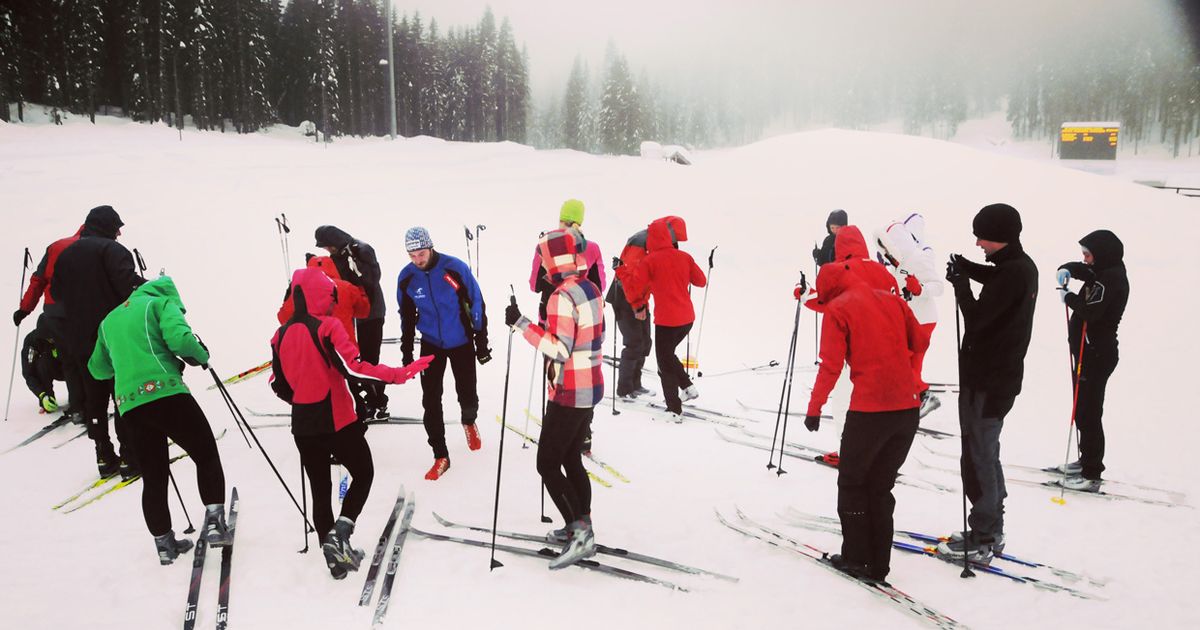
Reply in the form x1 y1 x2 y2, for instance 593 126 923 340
0 1 529 142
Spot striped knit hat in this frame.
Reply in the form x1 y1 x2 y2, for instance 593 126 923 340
405 227 434 252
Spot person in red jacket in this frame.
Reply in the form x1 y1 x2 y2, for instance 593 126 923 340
799 225 898 311
13 225 85 416
803 261 926 584
277 254 371 346
269 268 431 580
617 216 706 421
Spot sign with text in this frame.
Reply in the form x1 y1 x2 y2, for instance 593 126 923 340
1059 122 1119 160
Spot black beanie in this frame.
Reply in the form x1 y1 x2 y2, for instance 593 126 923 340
84 205 124 239
972 203 1021 243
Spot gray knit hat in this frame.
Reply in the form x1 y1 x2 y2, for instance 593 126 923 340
405 227 434 252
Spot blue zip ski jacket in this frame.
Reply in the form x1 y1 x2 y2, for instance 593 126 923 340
397 252 485 353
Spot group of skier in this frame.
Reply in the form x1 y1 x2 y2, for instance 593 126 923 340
11 198 1126 584
800 203 1127 584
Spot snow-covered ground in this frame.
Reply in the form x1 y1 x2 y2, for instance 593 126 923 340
1 111 1198 629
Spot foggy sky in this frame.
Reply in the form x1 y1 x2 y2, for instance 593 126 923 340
387 0 1196 106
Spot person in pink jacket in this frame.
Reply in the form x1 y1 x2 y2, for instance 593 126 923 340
270 268 431 580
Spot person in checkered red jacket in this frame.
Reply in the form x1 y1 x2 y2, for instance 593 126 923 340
506 227 605 570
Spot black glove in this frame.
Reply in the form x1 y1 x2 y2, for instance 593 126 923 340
13 309 29 326
804 415 821 432
945 254 968 287
505 302 522 327
182 356 203 367
811 247 821 263
1058 261 1094 284
475 342 493 365
611 256 622 269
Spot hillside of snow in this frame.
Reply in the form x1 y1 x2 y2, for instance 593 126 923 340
1 113 1198 629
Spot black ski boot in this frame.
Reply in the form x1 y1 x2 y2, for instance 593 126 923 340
322 517 365 577
154 530 195 565
96 441 119 478
203 504 234 547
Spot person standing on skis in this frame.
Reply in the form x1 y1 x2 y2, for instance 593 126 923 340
506 227 604 570
1053 230 1128 492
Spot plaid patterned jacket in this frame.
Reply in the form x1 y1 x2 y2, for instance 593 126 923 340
516 230 605 408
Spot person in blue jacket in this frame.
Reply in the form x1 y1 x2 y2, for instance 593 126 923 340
398 227 490 480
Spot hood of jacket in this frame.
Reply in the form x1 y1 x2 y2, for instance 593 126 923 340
82 205 123 239
647 216 687 252
902 213 927 243
308 255 345 281
314 225 353 250
538 228 584 284
290 267 336 317
835 225 870 261
130 275 186 312
815 260 867 305
875 221 921 268
1079 230 1124 271
826 209 848 235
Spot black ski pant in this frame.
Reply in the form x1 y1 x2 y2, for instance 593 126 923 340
124 394 225 537
295 422 374 537
837 408 919 578
616 312 651 396
959 388 1013 538
63 346 133 464
37 314 83 413
1073 348 1118 481
537 401 593 525
655 323 693 414
355 318 388 412
419 340 479 459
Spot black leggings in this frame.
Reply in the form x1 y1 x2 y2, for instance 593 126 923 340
294 423 374 536
1073 349 1118 480
655 323 693 413
124 394 226 537
536 402 593 525
355 318 387 411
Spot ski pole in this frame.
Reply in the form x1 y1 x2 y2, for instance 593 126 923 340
167 469 196 534
464 226 475 277
4 247 32 422
695 246 716 377
522 345 537 450
275 217 289 284
775 271 805 477
208 368 315 533
953 287 974 579
299 463 309 553
767 291 803 470
132 248 148 279
490 287 518 570
539 348 550 524
475 225 486 279
611 310 620 416
1053 316 1088 506
280 213 291 272
813 248 820 365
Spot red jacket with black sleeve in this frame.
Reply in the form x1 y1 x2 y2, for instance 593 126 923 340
276 256 370 345
270 268 408 435
19 226 84 316
616 216 706 327
806 262 926 417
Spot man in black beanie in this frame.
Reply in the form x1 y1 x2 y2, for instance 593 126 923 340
937 203 1037 564
813 209 849 266
52 205 145 477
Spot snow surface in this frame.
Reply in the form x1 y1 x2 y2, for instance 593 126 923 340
1 112 1199 630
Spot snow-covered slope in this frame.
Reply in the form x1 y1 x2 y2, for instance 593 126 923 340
1 115 1197 629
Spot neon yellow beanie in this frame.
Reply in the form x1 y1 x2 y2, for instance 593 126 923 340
560 199 585 226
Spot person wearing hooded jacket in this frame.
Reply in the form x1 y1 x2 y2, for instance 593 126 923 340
314 225 389 419
270 268 431 579
13 224 85 415
530 199 606 324
51 205 145 478
874 213 945 417
606 228 657 398
938 203 1037 564
277 254 371 345
617 216 706 421
21 314 69 415
813 209 849 266
88 275 230 565
803 260 927 583
397 227 490 481
505 227 605 570
1053 230 1128 492
798 225 898 310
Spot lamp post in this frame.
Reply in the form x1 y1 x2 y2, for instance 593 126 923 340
384 0 397 140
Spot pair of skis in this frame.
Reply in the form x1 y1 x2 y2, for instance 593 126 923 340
495 415 623 488
522 409 629 483
359 486 417 629
1 413 75 454
184 488 240 630
736 399 956 439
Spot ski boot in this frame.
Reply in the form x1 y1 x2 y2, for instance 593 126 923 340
548 520 596 570
96 441 120 478
547 515 591 544
1061 475 1101 493
424 457 450 480
947 530 1005 554
1051 460 1083 475
464 423 482 451
828 554 885 584
154 530 195 565
322 517 365 577
937 531 997 564
680 385 700 402
119 459 141 481
634 387 656 398
203 504 234 547
918 390 941 418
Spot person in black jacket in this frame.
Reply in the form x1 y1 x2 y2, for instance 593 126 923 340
51 205 145 477
21 314 69 415
606 229 653 399
315 225 389 419
813 209 848 266
1054 230 1128 492
938 203 1037 564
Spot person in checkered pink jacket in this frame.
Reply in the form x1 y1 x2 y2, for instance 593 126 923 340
505 227 605 570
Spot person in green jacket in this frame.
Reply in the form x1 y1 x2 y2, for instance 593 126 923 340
89 275 231 565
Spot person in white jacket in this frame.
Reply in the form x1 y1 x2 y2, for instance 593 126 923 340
875 213 944 417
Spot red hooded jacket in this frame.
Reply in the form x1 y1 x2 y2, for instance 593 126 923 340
277 256 370 344
270 268 409 435
806 262 926 416
616 216 706 327
19 226 84 314
805 225 898 313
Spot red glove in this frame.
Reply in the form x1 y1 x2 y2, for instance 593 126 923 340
395 355 434 384
905 274 922 297
794 285 803 300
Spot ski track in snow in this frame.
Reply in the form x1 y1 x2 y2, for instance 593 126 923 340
1 112 1199 629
